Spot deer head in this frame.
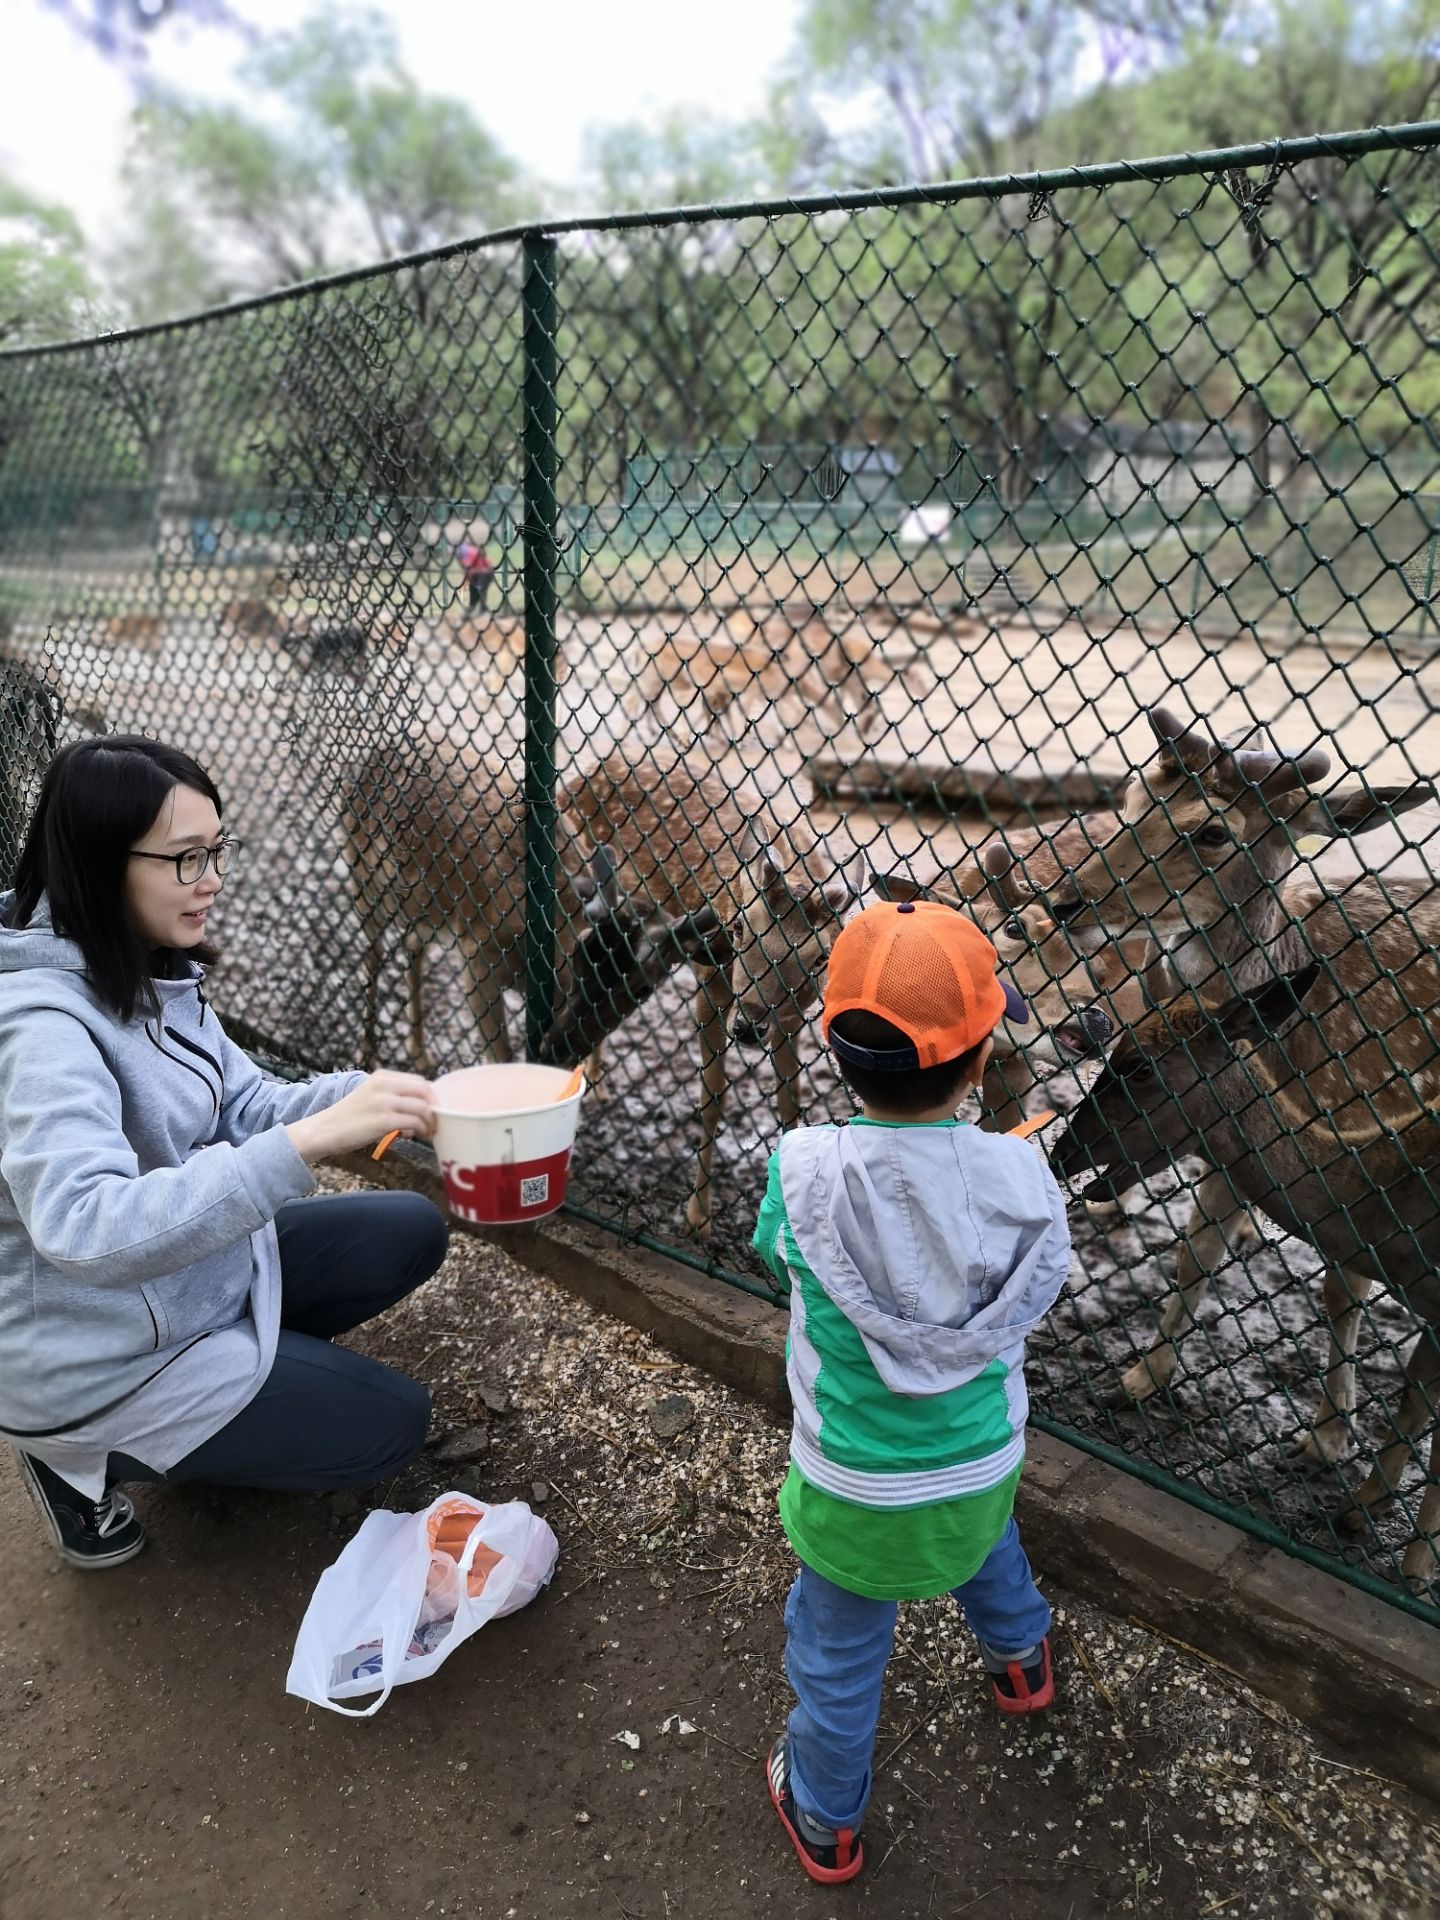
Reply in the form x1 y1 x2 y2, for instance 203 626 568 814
1050 704 1436 948
1048 964 1322 1203
729 842 864 1049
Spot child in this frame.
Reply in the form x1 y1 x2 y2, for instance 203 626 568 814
753 898 1071 1885
455 538 495 612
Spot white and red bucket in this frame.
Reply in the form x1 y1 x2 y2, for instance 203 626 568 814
431 1064 585 1226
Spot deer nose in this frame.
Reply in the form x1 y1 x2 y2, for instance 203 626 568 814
731 1018 769 1049
1077 1004 1114 1045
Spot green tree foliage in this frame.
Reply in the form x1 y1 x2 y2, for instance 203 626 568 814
111 7 529 318
0 177 96 346
569 0 1440 508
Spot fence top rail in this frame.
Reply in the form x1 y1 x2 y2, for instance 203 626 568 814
3 118 1439 366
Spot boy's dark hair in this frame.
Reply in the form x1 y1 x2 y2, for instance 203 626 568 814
830 1009 989 1116
8 735 223 1024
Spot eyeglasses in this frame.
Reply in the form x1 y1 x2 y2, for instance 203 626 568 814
129 837 243 886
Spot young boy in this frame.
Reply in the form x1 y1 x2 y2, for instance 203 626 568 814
754 898 1072 1886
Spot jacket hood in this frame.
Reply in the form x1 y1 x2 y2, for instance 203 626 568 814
0 891 85 975
0 891 203 1010
780 1122 1069 1395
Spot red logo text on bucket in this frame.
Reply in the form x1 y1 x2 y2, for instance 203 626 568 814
440 1149 573 1225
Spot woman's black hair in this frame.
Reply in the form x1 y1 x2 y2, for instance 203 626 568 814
830 1009 989 1117
7 735 223 1024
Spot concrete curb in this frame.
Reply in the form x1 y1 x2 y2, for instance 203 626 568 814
341 1147 1440 1804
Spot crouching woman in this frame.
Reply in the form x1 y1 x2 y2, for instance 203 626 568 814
0 735 447 1568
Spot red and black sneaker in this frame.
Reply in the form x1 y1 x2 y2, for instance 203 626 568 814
986 1635 1054 1715
764 1735 864 1885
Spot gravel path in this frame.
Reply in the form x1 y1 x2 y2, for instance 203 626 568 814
6 1172 1433 1920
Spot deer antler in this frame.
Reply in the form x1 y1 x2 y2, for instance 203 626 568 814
1227 746 1332 796
1146 704 1218 773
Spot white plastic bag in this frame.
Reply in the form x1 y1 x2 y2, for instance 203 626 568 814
286 1492 559 1717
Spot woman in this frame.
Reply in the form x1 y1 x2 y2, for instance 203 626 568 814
0 735 447 1569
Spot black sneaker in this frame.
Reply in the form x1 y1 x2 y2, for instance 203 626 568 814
765 1735 864 1885
18 1454 147 1569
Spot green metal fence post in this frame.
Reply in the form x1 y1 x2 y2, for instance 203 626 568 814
522 232 560 1060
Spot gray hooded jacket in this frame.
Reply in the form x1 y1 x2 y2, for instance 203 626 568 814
0 892 363 1494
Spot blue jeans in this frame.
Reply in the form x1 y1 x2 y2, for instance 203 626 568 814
785 1519 1051 1832
109 1191 447 1492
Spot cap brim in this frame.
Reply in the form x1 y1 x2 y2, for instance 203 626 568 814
999 979 1030 1026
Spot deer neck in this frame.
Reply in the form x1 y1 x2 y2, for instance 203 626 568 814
1158 888 1307 998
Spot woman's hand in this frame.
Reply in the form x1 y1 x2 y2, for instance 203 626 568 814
285 1071 437 1166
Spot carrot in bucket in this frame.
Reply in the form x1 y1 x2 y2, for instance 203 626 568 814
373 1063 584 1164
429 1063 587 1224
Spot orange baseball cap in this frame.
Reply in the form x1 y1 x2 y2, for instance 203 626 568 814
823 899 1028 1071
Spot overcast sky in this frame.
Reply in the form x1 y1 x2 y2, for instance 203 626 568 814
0 0 805 242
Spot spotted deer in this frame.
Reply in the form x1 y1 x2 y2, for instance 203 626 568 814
541 745 863 1237
624 606 910 752
1051 967 1440 1591
872 811 1150 1131
339 740 860 1236
1046 702 1440 1417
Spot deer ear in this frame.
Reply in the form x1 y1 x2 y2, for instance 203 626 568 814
1219 963 1321 1044
867 865 926 905
760 843 793 907
580 843 621 923
1283 782 1438 839
982 839 1017 908
822 851 866 915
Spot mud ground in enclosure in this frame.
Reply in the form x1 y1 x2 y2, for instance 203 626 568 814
5 605 1438 1602
2 1187 1437 1920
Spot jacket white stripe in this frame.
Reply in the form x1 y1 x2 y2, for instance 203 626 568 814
790 1424 1026 1508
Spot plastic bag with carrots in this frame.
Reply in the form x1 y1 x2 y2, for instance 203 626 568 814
286 1492 559 1716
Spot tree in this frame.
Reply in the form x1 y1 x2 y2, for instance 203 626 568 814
38 0 242 64
0 176 97 346
110 7 531 318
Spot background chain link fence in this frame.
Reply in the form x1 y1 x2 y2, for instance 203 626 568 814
1 122 1438 1622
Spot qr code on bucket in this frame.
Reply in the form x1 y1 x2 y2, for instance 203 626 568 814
520 1174 550 1208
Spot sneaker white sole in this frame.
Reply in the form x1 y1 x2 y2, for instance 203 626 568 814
17 1457 148 1569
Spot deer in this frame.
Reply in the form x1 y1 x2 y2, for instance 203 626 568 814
870 811 1151 1132
543 800 1150 1234
1049 965 1440 1592
338 739 861 1237
339 745 638 1080
446 615 572 702
623 606 902 753
539 744 863 1238
1045 702 1440 1411
75 612 164 651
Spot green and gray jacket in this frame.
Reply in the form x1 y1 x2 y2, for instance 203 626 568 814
754 1118 1070 1600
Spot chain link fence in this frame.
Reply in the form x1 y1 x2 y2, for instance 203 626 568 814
1 122 1438 1623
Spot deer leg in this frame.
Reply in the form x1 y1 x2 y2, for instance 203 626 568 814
1117 1171 1251 1404
1343 1322 1440 1581
1297 1266 1375 1467
404 933 438 1079
684 963 735 1241
360 918 385 1070
978 1052 1035 1134
460 940 514 1063
585 1041 609 1102
1402 1350 1440 1593
774 1026 802 1134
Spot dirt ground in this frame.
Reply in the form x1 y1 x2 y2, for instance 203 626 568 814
2 1175 1437 1920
